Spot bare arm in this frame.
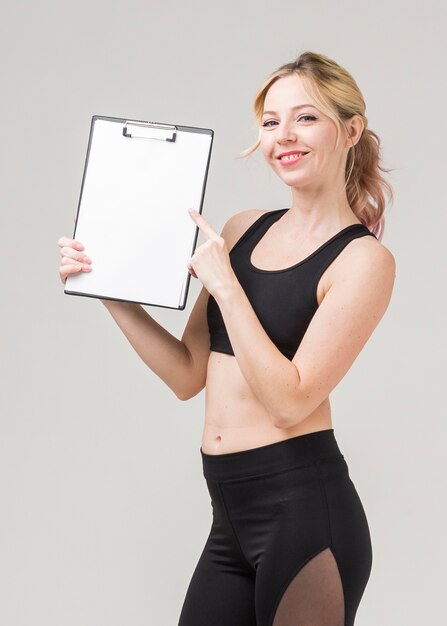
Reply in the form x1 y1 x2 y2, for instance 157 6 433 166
59 210 268 402
214 239 396 428
103 209 266 401
100 299 193 400
58 233 205 401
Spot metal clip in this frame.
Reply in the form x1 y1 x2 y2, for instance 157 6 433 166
123 120 177 142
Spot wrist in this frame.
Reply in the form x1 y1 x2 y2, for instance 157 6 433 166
214 278 243 305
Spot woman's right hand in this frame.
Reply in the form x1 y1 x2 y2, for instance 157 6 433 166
57 235 92 285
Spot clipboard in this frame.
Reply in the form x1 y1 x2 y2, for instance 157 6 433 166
64 115 214 310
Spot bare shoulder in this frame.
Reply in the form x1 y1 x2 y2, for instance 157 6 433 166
219 209 269 251
342 234 396 272
329 233 396 298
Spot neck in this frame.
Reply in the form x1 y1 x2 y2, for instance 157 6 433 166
286 181 358 235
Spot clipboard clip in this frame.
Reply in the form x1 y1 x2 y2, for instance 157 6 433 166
123 121 177 142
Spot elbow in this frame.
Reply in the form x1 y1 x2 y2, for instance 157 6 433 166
271 397 307 430
173 381 193 401
272 416 285 429
175 386 195 401
175 381 206 402
176 390 190 402
273 396 327 430
271 374 304 429
272 410 302 430
271 403 302 429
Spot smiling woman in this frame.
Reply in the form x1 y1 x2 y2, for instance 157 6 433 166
259 81 362 202
239 53 394 240
57 50 396 626
177 50 396 626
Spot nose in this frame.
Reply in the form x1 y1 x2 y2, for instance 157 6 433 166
276 120 297 144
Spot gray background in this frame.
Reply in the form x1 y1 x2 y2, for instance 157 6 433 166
1 1 445 624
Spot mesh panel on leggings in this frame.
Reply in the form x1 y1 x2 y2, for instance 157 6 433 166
271 547 344 626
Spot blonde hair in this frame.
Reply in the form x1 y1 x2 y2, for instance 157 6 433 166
238 51 395 240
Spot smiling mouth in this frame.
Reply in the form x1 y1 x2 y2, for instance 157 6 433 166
278 152 309 166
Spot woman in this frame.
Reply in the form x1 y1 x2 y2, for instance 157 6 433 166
58 51 396 626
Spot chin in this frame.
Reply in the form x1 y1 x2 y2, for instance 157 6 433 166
277 171 313 184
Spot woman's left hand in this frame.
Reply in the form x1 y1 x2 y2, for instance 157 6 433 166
187 208 237 299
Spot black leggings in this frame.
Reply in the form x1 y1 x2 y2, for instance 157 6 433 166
178 429 373 626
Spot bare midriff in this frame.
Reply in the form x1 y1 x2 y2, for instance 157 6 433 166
202 352 333 455
201 262 334 455
200 211 371 455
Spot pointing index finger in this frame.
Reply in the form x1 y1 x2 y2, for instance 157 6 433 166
188 208 217 240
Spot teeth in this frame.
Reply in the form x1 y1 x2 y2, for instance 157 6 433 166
281 153 303 161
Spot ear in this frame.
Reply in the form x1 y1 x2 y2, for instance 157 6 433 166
343 114 364 149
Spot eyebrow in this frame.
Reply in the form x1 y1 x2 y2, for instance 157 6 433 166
262 104 317 116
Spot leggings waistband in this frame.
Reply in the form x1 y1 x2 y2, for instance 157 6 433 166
200 428 344 482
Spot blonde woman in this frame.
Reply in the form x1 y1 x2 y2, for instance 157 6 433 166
58 51 396 626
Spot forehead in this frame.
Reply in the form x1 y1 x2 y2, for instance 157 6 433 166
263 74 318 111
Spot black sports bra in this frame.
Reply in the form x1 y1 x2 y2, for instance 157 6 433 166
206 208 377 360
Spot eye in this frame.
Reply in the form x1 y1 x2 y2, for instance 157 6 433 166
261 115 317 128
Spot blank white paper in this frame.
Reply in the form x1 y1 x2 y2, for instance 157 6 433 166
64 117 213 309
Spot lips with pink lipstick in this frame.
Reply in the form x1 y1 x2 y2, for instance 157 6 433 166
277 150 310 167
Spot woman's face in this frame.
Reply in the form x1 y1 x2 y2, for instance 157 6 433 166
260 74 352 188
